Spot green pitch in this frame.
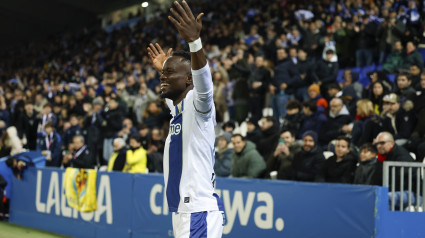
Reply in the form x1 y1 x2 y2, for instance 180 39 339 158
0 222 70 238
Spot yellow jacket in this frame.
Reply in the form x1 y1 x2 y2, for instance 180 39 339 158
123 147 147 173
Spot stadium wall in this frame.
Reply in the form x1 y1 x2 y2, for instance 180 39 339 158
8 167 425 238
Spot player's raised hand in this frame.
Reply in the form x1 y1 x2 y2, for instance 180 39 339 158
168 0 204 43
147 43 173 72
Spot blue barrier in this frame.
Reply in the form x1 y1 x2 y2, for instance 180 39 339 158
9 167 425 237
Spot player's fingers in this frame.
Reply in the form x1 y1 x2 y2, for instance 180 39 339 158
181 0 195 20
156 43 164 54
170 8 184 24
168 15 180 28
167 48 173 57
149 43 159 55
173 1 190 22
196 12 204 23
147 48 155 58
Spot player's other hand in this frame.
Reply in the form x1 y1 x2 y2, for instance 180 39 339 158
147 43 173 72
168 0 204 43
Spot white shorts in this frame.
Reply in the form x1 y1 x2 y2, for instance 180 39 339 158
172 211 225 238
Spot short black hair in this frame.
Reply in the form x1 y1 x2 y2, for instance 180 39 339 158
262 116 275 124
360 143 377 154
286 99 302 110
303 99 317 112
231 133 245 141
172 51 191 63
129 134 142 144
336 135 351 145
281 130 295 137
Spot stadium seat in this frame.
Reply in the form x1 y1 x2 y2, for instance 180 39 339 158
387 74 396 82
323 151 334 159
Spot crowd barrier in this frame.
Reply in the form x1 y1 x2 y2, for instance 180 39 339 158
7 166 425 238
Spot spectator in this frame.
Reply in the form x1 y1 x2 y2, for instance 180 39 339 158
368 81 389 115
308 84 328 111
222 120 235 134
409 63 422 90
0 174 6 220
319 98 352 147
37 122 63 167
280 99 303 137
63 114 82 148
395 72 416 103
118 118 139 142
133 83 158 125
230 134 265 178
102 97 123 163
323 136 357 184
63 135 93 169
289 130 325 182
124 135 147 173
5 157 27 180
245 119 261 145
298 100 327 139
351 99 383 147
402 41 424 71
382 41 404 73
381 93 416 144
82 98 104 167
143 101 169 129
257 116 280 161
214 134 233 177
212 70 228 123
248 55 271 122
107 137 127 172
17 100 38 150
353 143 382 185
312 47 339 97
265 130 302 180
294 48 315 101
36 103 57 137
354 15 377 67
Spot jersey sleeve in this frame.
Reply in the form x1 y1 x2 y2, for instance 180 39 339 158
192 62 213 116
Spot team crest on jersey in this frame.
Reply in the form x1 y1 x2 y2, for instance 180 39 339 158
170 123 182 136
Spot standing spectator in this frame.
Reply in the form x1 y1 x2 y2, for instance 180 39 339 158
312 47 339 99
82 98 104 167
353 143 382 185
62 135 93 169
382 41 405 73
117 118 139 142
214 134 233 177
230 134 266 178
102 97 123 163
143 101 169 129
36 103 57 137
37 122 63 167
107 138 128 172
403 41 424 71
133 83 158 125
354 15 377 67
17 101 38 150
280 100 303 137
265 130 302 180
124 135 147 173
323 136 357 184
257 116 280 161
63 114 82 148
248 55 271 122
289 130 325 182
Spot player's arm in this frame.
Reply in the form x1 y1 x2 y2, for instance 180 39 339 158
169 1 212 113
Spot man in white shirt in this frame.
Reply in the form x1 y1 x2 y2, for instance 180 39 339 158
147 1 224 237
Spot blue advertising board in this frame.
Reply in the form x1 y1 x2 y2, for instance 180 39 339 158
10 167 380 238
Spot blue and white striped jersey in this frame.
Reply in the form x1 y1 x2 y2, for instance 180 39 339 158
163 62 223 213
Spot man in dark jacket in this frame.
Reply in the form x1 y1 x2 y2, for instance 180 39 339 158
63 135 93 169
280 100 303 137
319 98 352 147
214 134 233 177
403 41 424 71
353 143 382 185
83 98 104 167
248 55 271 122
37 122 63 167
257 116 280 161
312 48 339 97
323 136 357 184
102 97 123 163
231 134 266 178
17 101 38 150
289 131 325 182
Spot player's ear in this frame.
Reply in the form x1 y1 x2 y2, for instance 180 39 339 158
186 74 193 86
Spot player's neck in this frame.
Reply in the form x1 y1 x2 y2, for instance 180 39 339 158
172 87 193 106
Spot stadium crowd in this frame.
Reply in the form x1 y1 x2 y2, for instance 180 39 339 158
1 0 425 189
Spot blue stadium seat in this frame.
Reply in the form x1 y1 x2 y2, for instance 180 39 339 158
387 74 396 82
336 69 345 83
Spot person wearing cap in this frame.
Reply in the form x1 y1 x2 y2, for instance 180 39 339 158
381 93 416 144
214 133 233 177
308 84 328 111
288 130 325 182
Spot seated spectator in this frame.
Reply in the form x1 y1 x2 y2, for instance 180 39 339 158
124 135 147 173
323 136 357 184
381 93 416 144
338 69 363 99
257 116 280 161
353 143 382 185
222 120 236 134
245 119 261 145
375 132 417 209
395 72 416 103
118 118 139 142
62 135 93 169
289 131 325 182
351 99 383 147
319 98 352 148
214 134 233 177
280 99 303 137
107 138 127 172
38 122 63 167
230 134 265 178
298 100 327 139
308 84 328 111
409 63 422 90
402 41 424 72
410 77 425 161
265 130 302 180
367 81 389 115
382 41 404 74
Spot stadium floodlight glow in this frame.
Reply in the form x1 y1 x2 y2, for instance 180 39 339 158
141 2 149 7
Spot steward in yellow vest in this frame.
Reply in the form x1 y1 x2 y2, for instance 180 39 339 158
123 135 147 173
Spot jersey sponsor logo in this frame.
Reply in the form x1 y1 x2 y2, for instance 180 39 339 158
170 123 182 136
